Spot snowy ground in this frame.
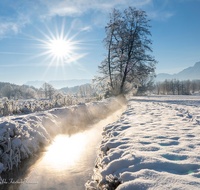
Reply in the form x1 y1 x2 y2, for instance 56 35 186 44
86 95 200 190
0 97 125 178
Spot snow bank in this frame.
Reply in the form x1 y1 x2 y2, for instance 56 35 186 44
0 96 125 176
86 95 200 190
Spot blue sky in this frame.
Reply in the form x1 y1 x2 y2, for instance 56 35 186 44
0 0 200 85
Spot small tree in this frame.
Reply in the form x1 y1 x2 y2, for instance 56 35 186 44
94 7 157 96
77 86 84 98
190 81 197 94
42 83 55 99
48 84 55 99
67 91 74 105
37 87 44 99
25 88 36 99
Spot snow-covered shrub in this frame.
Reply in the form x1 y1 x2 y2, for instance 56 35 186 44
1 97 8 103
3 101 11 116
20 105 31 114
0 90 104 117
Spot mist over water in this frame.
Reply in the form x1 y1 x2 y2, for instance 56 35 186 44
0 100 126 190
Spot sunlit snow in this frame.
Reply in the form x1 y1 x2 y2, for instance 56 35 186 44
86 95 200 190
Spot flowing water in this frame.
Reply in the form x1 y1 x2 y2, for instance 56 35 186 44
0 108 124 190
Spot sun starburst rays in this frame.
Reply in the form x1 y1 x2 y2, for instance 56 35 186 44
22 19 90 81
38 33 79 65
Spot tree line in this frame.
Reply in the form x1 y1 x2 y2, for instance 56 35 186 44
0 81 99 101
154 79 200 95
0 83 100 116
0 83 37 99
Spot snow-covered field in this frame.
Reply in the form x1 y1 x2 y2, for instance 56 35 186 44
86 95 200 190
0 97 125 178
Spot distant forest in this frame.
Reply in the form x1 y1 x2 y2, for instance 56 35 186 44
0 82 38 99
154 79 200 95
134 78 200 96
1 79 200 100
0 82 95 100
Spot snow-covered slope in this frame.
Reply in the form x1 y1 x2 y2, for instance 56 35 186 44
0 97 125 177
86 95 200 190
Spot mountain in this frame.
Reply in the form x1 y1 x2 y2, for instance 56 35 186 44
24 79 92 89
156 61 200 81
24 81 46 89
49 79 92 89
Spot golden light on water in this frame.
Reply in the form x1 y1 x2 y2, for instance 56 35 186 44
42 133 87 170
11 109 125 190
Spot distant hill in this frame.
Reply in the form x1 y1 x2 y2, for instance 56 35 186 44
24 81 45 89
156 61 200 81
49 79 92 89
24 79 92 89
59 83 91 94
59 85 79 94
0 82 37 92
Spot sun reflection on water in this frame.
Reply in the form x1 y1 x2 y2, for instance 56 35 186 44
42 133 87 170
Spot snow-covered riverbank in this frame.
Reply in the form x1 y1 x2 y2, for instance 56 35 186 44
0 97 125 178
86 95 200 190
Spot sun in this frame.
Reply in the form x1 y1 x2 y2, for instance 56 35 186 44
25 19 90 80
48 39 71 58
27 19 89 66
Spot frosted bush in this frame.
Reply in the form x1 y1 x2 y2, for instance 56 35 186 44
1 97 8 103
0 93 100 116
3 101 11 116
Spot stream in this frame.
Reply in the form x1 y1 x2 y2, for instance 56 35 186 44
0 108 124 190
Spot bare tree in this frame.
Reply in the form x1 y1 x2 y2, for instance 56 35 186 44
86 85 94 100
12 86 24 99
37 87 44 99
155 79 200 95
48 84 55 99
170 79 175 95
42 83 48 99
190 81 197 93
197 81 200 92
42 83 55 99
1 84 13 99
155 82 161 95
77 86 83 98
25 88 36 99
94 7 157 96
67 90 74 105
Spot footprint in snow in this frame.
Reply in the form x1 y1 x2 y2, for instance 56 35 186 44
186 134 195 138
161 154 188 161
159 141 179 146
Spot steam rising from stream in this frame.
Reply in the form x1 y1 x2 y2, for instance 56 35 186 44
0 100 126 190
0 96 126 177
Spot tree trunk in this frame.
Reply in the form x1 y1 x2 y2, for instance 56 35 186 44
108 31 114 90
